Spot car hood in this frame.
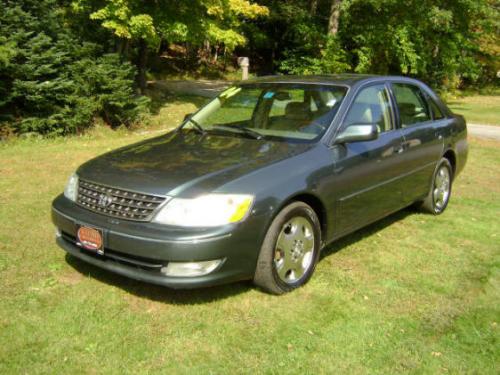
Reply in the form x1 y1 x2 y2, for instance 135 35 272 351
77 131 313 197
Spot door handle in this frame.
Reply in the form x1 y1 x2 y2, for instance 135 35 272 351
395 145 404 154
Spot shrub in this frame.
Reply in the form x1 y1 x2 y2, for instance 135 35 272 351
0 0 149 136
280 37 351 75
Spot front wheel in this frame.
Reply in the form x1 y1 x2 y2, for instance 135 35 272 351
419 158 453 215
253 202 321 295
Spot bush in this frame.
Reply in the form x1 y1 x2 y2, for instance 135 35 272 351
0 0 149 136
67 54 150 131
280 37 351 75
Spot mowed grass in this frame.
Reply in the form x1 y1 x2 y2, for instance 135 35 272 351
447 95 500 125
0 131 499 374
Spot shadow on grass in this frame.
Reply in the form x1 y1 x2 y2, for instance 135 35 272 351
320 207 414 260
65 254 252 305
64 207 417 304
446 101 468 108
145 81 220 115
147 91 209 116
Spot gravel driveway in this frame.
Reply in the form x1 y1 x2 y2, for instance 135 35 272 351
467 124 500 140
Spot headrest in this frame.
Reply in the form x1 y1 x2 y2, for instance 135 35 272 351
345 103 373 124
399 103 416 114
285 102 310 120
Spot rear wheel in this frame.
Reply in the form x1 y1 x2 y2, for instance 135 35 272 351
419 158 453 215
254 202 321 294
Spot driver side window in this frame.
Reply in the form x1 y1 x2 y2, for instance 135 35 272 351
344 85 393 133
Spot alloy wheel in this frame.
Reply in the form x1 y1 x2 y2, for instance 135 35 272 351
433 166 451 212
274 217 315 284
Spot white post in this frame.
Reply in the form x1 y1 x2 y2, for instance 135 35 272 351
237 57 249 80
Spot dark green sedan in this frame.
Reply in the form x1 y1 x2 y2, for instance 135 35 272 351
52 75 468 294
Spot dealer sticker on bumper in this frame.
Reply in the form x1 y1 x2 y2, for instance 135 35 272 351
76 226 104 255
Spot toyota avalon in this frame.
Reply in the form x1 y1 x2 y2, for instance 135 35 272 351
52 75 468 294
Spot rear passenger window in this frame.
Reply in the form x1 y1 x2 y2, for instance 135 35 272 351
392 83 431 127
427 97 445 120
344 84 393 133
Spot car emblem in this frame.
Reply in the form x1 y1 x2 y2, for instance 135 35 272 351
98 193 113 207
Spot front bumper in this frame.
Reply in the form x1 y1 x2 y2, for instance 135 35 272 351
52 195 267 288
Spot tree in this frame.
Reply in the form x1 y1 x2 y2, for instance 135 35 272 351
73 0 269 91
271 0 498 89
327 0 342 36
0 0 148 136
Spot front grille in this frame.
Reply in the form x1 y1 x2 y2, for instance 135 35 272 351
77 179 167 221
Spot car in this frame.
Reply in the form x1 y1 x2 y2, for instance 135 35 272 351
52 74 468 294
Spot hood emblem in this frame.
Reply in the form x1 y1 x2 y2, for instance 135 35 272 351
98 193 113 208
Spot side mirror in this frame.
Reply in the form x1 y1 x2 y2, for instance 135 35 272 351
334 124 378 144
183 113 194 122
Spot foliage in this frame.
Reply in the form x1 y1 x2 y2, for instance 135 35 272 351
67 54 150 129
0 0 497 136
82 0 160 47
0 0 149 136
280 37 350 75
272 0 499 89
73 0 269 53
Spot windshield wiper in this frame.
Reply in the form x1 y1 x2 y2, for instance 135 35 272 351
213 125 263 140
178 117 206 135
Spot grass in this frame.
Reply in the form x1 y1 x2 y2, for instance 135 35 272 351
1 111 499 373
144 92 210 132
446 95 500 125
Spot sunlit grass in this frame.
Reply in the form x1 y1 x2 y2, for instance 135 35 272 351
0 128 498 373
447 95 500 125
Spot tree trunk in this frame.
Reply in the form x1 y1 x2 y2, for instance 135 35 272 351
213 44 219 64
328 0 342 36
123 39 130 60
137 38 148 94
222 45 227 71
116 37 124 55
310 0 318 15
203 40 210 61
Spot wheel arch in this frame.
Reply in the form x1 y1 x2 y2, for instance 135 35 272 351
276 192 328 244
442 148 457 178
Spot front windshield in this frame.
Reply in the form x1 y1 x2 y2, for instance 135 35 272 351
189 83 348 142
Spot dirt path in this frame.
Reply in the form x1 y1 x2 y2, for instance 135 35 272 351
467 124 500 140
149 79 230 98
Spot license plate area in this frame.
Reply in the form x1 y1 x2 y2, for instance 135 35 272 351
76 225 104 255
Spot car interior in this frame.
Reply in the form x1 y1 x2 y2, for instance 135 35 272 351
343 87 392 133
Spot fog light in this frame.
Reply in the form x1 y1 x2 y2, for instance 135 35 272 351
161 259 224 277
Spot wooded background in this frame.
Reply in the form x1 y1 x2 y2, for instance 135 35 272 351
0 0 498 136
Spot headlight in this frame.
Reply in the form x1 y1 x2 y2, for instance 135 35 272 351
153 194 253 227
64 173 79 202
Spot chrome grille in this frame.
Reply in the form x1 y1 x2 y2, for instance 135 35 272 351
77 179 166 221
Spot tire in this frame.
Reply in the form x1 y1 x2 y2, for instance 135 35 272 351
419 158 453 215
253 201 321 295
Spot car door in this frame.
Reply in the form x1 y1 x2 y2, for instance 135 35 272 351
389 82 445 204
330 83 408 235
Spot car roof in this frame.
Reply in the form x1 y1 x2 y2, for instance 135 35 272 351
239 74 423 88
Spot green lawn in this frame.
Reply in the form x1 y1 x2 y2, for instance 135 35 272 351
1 130 499 373
447 95 500 125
